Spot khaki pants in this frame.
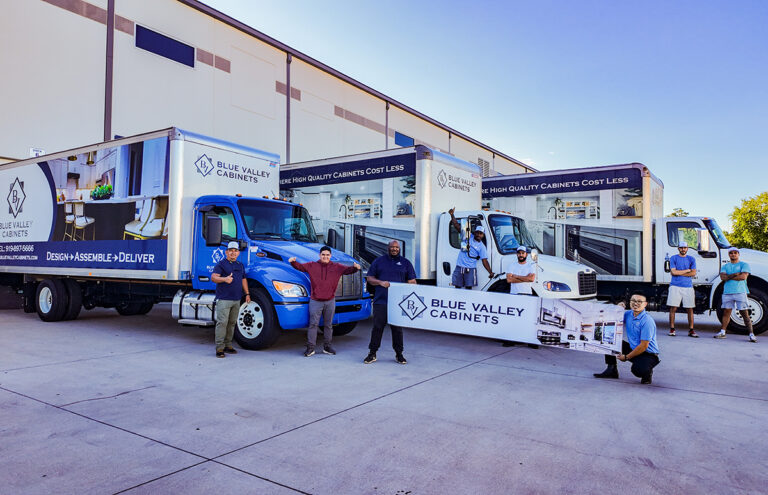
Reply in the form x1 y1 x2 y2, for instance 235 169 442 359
215 299 240 351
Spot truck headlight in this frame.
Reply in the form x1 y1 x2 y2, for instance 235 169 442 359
272 281 307 297
543 281 571 292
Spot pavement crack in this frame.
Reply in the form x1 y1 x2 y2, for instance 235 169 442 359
59 386 158 407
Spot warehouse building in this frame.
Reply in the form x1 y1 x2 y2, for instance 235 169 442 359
0 0 533 175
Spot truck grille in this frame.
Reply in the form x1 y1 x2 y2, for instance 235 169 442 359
335 270 362 300
578 271 597 296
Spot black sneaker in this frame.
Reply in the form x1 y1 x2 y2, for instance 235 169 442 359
304 346 315 357
223 347 238 354
323 344 337 355
395 353 407 365
364 352 377 364
641 369 653 385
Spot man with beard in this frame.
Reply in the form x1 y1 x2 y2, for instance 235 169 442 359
364 240 417 365
449 207 494 289
506 245 536 295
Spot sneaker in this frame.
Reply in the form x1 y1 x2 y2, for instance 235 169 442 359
223 347 238 354
714 331 727 339
216 350 225 358
323 344 337 355
395 353 407 365
749 334 757 343
304 346 315 357
688 329 699 338
363 352 377 364
668 329 676 336
641 370 653 385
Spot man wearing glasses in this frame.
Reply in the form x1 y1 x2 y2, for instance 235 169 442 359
594 292 660 384
667 241 698 337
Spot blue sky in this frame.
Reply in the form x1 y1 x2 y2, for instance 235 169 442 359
205 0 767 229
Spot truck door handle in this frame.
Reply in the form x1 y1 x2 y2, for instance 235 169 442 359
443 262 451 276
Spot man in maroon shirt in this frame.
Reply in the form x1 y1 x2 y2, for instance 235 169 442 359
289 246 361 356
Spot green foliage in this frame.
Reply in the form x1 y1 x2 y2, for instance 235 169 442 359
90 184 113 200
727 192 768 252
667 207 689 217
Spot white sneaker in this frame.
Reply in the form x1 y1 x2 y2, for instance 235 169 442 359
749 334 757 343
714 331 727 339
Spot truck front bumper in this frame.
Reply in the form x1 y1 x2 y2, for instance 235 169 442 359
275 298 372 329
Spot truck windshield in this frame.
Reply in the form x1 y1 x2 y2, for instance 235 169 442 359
488 214 540 255
238 199 318 243
703 218 731 249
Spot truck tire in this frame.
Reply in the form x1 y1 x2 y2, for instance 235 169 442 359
62 279 82 321
234 288 280 350
36 278 67 322
136 302 154 315
116 302 144 316
717 288 768 335
332 321 357 336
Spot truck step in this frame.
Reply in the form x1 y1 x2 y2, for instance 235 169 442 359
178 319 215 326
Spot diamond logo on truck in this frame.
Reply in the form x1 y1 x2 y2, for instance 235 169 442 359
437 169 447 189
195 154 215 177
7 177 26 218
212 248 225 264
399 292 427 320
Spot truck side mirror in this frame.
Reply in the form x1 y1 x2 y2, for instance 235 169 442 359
205 216 222 246
530 249 539 263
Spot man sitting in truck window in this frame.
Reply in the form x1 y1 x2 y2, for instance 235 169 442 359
715 247 756 342
448 207 494 290
593 291 660 384
667 241 699 338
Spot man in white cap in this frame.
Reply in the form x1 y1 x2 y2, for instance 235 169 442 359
211 241 251 358
506 245 536 295
449 207 494 289
715 247 756 342
667 241 698 337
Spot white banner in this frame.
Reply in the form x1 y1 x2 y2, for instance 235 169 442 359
387 284 624 355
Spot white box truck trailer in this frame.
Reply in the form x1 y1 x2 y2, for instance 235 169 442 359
0 128 371 348
483 163 768 334
280 146 597 298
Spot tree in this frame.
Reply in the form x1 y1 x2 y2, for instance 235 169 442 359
667 207 689 217
726 192 768 252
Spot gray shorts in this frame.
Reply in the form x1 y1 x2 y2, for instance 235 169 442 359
722 293 749 310
452 266 477 288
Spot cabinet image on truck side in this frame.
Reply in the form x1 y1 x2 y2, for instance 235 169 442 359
280 146 596 299
483 163 768 334
0 128 371 349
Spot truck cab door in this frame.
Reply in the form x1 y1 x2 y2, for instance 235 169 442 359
436 213 487 289
192 204 242 290
661 219 721 286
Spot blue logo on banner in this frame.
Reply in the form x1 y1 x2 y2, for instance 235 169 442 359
399 292 427 320
0 240 167 270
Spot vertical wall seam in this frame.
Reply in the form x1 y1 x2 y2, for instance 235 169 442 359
286 53 292 164
104 0 114 141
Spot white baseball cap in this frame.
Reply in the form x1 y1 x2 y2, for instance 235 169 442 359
678 241 688 248
516 245 528 252
728 246 740 253
474 225 485 233
226 241 239 250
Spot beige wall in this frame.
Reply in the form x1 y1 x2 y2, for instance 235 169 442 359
0 0 532 175
0 0 106 160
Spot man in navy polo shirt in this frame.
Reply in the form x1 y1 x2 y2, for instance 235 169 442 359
364 240 417 365
594 291 660 384
211 241 250 358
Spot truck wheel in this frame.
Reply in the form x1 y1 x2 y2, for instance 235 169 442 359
136 302 154 315
488 280 511 293
234 289 280 350
36 279 67 322
332 321 357 336
62 279 82 321
116 302 143 316
717 288 768 335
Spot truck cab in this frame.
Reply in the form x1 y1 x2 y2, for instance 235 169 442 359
436 210 597 299
184 195 370 349
656 216 768 334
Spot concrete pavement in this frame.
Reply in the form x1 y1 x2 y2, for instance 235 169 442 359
1 304 766 494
